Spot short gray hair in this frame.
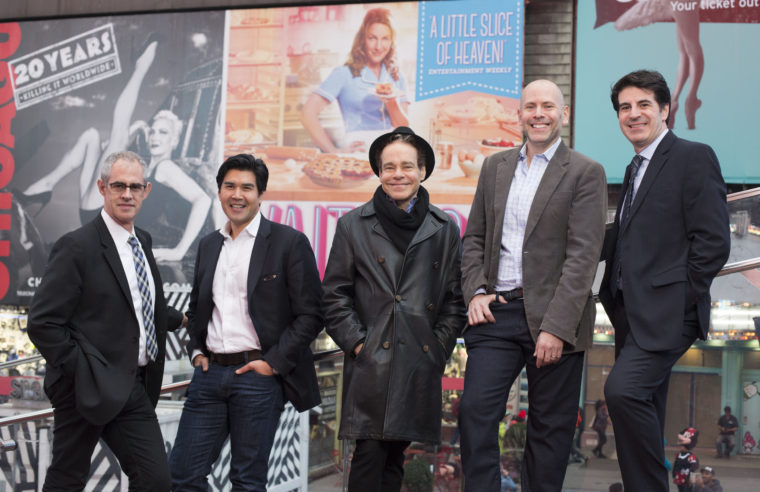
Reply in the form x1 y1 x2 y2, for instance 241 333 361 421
100 151 147 182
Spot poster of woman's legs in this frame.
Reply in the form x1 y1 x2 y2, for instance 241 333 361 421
3 11 225 306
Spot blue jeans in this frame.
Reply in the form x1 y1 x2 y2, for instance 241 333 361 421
169 363 284 491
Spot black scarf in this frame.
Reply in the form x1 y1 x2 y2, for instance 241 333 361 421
372 185 429 254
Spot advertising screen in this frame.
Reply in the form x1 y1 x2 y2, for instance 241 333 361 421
0 1 524 305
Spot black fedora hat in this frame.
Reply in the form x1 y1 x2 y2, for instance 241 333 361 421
368 126 435 181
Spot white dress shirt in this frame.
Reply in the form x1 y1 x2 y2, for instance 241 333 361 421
495 137 562 291
205 213 262 354
100 209 156 367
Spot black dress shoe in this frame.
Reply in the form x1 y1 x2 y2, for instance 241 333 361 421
13 189 52 216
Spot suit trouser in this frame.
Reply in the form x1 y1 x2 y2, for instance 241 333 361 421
459 301 583 492
604 295 697 492
347 439 411 492
45 369 170 492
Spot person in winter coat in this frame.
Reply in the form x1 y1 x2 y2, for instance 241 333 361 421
323 126 466 492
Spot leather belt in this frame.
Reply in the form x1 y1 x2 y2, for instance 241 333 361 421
208 349 263 366
496 287 524 301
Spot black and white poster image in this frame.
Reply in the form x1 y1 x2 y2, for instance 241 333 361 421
3 11 225 305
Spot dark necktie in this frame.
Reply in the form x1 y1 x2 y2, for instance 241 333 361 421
620 154 643 226
611 155 644 294
128 236 158 361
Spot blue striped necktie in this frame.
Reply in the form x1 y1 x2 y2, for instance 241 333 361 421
128 235 158 361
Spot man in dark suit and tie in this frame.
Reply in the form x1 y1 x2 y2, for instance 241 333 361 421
460 79 607 491
169 154 323 491
600 70 730 492
27 150 184 491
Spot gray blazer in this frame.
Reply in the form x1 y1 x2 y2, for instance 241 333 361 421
461 141 607 352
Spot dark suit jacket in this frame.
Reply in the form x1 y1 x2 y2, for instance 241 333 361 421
599 131 730 350
28 215 182 425
461 141 607 352
186 217 323 412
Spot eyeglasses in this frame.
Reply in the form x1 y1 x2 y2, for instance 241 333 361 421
108 182 147 193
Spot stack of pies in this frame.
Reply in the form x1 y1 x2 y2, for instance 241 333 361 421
304 154 374 188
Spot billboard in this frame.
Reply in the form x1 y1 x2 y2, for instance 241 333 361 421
0 1 524 305
575 0 760 184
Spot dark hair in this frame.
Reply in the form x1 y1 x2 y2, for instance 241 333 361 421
609 483 623 492
595 399 606 410
371 133 427 172
610 70 671 125
724 406 731 413
216 154 268 192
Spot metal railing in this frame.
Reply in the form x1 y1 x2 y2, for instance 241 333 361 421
2 186 759 451
0 354 44 371
727 186 760 202
717 257 760 277
0 348 343 451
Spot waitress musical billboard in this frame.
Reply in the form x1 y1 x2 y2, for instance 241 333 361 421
0 1 524 305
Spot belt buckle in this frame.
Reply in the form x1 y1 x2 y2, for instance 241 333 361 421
498 288 522 302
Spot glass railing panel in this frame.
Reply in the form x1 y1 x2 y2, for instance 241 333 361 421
727 188 760 265
710 273 760 341
714 189 760 340
714 187 760 341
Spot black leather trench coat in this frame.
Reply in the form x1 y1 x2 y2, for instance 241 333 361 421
323 201 466 444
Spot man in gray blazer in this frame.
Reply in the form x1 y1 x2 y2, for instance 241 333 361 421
459 79 607 492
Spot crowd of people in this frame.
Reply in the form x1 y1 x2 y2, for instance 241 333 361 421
24 68 732 492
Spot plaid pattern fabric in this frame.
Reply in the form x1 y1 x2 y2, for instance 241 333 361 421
496 150 550 290
128 235 158 361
